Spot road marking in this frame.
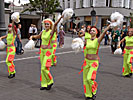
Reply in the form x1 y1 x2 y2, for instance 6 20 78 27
0 46 110 63
0 51 75 63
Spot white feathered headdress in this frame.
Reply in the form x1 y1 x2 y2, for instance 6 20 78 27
11 12 20 23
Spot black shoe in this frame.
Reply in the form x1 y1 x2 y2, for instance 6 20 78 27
13 73 15 77
92 94 96 100
40 87 47 90
123 74 131 78
46 83 53 90
129 73 132 77
8 74 14 79
85 97 93 100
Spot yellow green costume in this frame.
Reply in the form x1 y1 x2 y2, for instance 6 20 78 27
84 32 91 57
40 30 54 88
83 38 99 98
122 36 133 76
51 32 57 66
6 32 16 76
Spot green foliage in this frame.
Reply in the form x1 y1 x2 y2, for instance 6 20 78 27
23 0 60 14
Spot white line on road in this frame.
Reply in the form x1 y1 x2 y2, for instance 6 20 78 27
0 46 110 64
0 51 75 64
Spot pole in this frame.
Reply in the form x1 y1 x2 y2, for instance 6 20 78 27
13 0 14 12
0 0 7 36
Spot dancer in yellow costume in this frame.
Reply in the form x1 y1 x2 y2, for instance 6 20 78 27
30 16 63 90
118 28 133 77
83 25 111 100
84 16 98 57
0 21 17 79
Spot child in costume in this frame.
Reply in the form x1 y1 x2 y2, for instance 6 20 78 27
0 21 17 79
30 16 63 90
118 28 133 77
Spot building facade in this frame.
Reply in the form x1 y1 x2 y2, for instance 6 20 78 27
59 0 133 30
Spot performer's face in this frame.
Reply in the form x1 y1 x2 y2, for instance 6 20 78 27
90 28 97 37
128 28 133 36
45 22 50 30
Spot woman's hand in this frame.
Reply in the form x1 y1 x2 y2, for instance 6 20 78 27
61 14 64 18
0 37 2 41
29 36 33 40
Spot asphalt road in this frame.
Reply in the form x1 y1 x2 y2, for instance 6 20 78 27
0 45 133 100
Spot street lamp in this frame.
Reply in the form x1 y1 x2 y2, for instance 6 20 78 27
0 0 7 36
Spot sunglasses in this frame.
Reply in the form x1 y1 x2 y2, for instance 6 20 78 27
45 23 50 25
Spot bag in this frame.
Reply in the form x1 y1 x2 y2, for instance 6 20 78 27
114 48 122 55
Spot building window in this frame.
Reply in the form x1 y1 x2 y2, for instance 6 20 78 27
80 0 83 8
74 1 76 9
90 0 93 7
68 2 70 8
106 0 112 7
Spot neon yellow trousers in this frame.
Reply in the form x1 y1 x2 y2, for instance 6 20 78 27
83 59 99 98
51 43 57 66
122 49 133 76
40 48 54 88
6 46 16 75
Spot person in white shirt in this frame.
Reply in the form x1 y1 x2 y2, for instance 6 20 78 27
33 25 38 35
29 24 34 37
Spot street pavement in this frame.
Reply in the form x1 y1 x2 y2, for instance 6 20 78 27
0 35 133 100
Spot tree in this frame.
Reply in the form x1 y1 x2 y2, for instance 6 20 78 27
22 0 60 14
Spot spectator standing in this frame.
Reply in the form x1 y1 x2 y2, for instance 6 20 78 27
78 25 85 42
33 25 38 35
29 24 34 37
59 26 65 48
16 24 22 55
120 25 128 52
111 27 120 54
104 31 109 45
